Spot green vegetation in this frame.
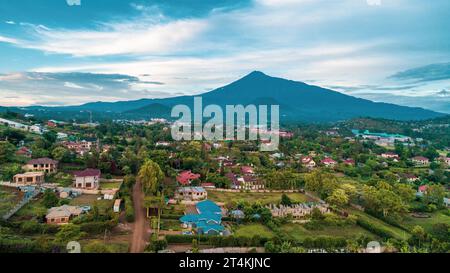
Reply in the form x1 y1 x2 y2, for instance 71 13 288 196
234 224 275 239
207 191 310 205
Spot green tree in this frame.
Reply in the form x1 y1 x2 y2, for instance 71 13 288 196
424 184 446 208
280 194 292 206
52 146 70 162
326 189 349 207
42 189 59 208
409 225 428 248
138 159 164 195
55 224 85 244
192 239 199 253
0 141 15 164
0 163 22 181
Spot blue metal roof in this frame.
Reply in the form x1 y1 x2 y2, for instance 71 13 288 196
196 200 221 214
180 200 224 234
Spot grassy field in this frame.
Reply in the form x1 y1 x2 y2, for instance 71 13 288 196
233 223 275 238
0 187 21 216
100 182 122 190
69 194 114 213
207 191 312 205
349 209 411 240
13 198 47 220
280 223 377 241
402 211 450 232
161 219 182 231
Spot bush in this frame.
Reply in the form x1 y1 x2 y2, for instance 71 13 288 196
165 235 269 247
124 197 135 222
146 238 168 253
165 235 209 244
20 221 44 235
356 218 395 239
301 236 347 249
0 235 64 253
80 220 117 234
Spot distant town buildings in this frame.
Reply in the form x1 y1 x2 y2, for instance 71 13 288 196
62 139 97 155
352 129 411 147
381 152 400 160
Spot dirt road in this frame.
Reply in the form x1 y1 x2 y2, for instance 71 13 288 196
129 181 149 253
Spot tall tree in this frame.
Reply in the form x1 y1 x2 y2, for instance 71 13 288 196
0 141 15 164
138 159 164 195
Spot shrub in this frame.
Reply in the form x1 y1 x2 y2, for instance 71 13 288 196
356 218 394 239
80 220 117 234
124 197 135 222
147 238 168 253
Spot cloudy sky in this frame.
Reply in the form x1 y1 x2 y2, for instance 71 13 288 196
0 0 449 112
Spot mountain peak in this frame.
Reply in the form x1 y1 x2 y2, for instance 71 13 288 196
243 71 269 79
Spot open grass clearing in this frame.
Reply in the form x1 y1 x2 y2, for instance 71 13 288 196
207 191 312 205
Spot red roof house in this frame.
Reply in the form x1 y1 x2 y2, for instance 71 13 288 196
418 185 428 193
343 158 355 166
241 166 255 175
177 170 201 185
321 158 337 167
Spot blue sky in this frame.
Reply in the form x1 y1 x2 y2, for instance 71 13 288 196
0 0 449 113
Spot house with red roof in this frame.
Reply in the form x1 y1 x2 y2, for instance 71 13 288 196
381 152 400 161
300 156 316 169
16 146 32 158
74 169 101 190
278 131 294 139
343 158 355 166
321 158 337 168
415 185 428 198
241 166 255 175
177 170 201 186
404 174 419 182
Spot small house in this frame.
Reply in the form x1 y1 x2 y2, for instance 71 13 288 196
180 200 225 236
16 147 32 158
13 172 45 185
321 158 337 168
73 169 101 190
25 158 58 173
175 187 208 201
301 156 316 169
46 205 83 225
176 170 201 186
412 156 429 166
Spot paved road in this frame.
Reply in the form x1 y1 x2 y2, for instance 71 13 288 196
129 181 148 253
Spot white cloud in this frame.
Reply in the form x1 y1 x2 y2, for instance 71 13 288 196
64 81 84 89
0 35 19 44
0 0 449 108
5 17 208 57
